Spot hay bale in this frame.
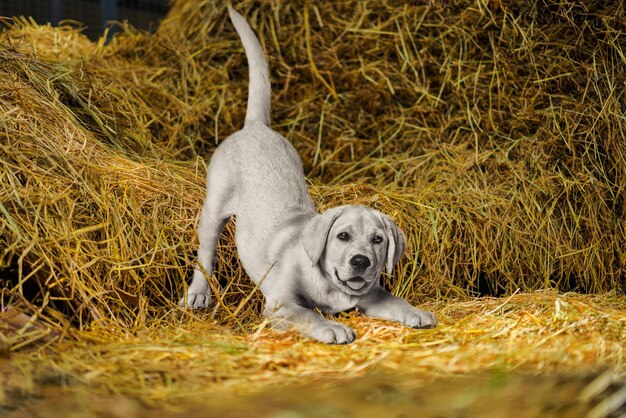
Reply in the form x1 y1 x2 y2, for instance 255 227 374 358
1 0 625 345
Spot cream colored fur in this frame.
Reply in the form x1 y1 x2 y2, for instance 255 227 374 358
181 6 437 344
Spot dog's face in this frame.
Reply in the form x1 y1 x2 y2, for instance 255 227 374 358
302 205 406 296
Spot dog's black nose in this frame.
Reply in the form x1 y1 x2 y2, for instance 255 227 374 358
350 255 371 271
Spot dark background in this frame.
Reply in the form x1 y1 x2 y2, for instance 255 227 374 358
0 0 170 40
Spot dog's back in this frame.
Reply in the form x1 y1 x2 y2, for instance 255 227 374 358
225 5 314 210
214 7 315 272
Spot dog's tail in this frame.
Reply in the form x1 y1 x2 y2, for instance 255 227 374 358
228 5 271 127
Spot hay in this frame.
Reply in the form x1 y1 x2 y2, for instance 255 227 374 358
2 292 625 413
0 0 625 412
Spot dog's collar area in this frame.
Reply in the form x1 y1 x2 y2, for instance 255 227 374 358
334 269 367 291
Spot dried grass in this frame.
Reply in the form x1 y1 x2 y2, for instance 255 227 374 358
0 0 625 412
2 292 625 413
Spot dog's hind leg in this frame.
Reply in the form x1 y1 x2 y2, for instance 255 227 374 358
182 153 236 309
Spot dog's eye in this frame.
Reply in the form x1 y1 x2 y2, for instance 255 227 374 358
371 235 383 244
337 232 350 241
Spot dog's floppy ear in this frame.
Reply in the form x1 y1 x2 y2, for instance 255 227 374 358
302 207 343 266
381 214 406 275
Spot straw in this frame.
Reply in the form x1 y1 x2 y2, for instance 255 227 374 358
0 0 625 411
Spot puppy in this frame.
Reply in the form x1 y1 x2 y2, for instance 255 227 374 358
182 6 437 344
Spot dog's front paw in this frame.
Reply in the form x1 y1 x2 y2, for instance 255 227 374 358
309 322 356 344
403 308 438 329
179 292 212 309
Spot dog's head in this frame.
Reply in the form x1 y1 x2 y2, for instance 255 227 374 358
301 205 406 295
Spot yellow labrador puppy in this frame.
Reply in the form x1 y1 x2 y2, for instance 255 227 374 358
182 6 437 344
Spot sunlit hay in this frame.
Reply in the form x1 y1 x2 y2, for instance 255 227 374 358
2 292 624 409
